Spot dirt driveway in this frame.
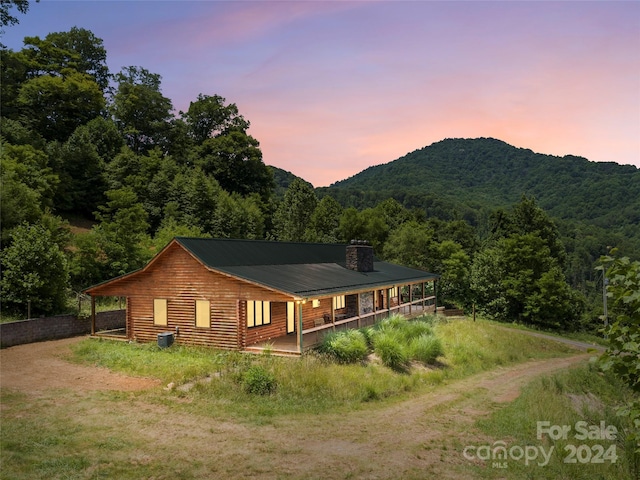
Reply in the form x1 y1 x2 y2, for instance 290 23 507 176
0 335 600 479
0 336 159 394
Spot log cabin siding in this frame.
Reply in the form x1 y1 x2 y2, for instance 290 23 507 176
88 243 294 349
245 301 289 346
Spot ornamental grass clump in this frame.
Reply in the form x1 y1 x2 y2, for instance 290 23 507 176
318 329 369 364
409 333 444 364
372 331 409 372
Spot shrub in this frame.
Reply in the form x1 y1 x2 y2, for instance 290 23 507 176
373 331 408 371
401 320 434 342
360 326 376 349
242 365 276 395
409 334 443 364
376 314 407 332
317 329 369 364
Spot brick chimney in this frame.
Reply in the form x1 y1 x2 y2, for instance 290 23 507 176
346 240 374 272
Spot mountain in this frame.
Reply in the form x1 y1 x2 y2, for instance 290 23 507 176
269 166 314 199
324 138 640 230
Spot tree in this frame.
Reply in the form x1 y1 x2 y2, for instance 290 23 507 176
0 0 30 28
0 48 29 118
383 221 432 269
181 93 249 144
470 246 509 319
435 240 471 307
598 254 640 451
167 167 222 234
471 233 581 329
51 124 107 214
0 0 36 46
272 178 317 241
489 195 566 266
212 192 265 239
17 71 105 141
0 222 69 316
0 143 58 237
92 187 152 278
110 66 174 153
21 27 109 90
195 130 273 201
306 195 343 243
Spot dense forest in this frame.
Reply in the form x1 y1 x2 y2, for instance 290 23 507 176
1 24 638 336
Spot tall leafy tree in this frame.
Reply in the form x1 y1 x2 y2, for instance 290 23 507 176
17 70 104 141
167 167 222 234
471 233 581 329
20 27 109 90
182 93 250 144
383 221 433 269
110 66 174 153
0 143 58 238
306 195 343 243
0 222 69 316
87 187 152 279
50 124 106 214
272 178 317 241
195 130 273 201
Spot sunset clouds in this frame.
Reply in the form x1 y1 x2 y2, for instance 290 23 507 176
4 1 638 186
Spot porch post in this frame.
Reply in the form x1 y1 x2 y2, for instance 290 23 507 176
386 287 391 318
297 301 304 354
409 284 413 315
90 296 96 335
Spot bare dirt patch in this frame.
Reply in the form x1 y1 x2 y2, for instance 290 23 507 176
1 336 596 479
0 336 159 394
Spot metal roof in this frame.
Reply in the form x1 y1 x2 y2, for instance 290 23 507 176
175 237 438 298
175 237 351 266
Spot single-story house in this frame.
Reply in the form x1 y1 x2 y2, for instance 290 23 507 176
85 237 438 354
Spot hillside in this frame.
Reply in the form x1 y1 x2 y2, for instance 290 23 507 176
326 138 640 231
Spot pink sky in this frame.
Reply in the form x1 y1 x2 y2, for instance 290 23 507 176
3 1 639 187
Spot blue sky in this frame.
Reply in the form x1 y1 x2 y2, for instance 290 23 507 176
3 1 639 186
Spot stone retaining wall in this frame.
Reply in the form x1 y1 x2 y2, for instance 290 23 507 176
0 310 126 348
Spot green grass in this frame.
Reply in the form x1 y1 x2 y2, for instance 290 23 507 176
466 362 639 479
70 338 236 384
0 319 599 479
66 318 578 421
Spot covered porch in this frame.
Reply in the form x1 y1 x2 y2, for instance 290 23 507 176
245 282 436 356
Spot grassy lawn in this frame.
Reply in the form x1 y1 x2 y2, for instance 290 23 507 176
67 317 578 421
2 317 636 479
469 363 638 479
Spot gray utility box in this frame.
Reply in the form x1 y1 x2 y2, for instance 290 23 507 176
157 332 174 348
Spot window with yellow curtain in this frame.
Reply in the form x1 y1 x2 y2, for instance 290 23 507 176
195 300 210 328
247 300 271 328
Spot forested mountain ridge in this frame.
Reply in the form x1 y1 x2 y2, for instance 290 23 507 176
327 138 640 230
1 23 636 333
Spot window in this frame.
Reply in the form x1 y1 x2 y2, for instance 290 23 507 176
195 300 210 328
312 299 320 308
389 287 398 298
247 301 271 328
333 295 346 310
154 298 167 326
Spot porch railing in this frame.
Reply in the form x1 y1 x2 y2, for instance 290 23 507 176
300 296 436 350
